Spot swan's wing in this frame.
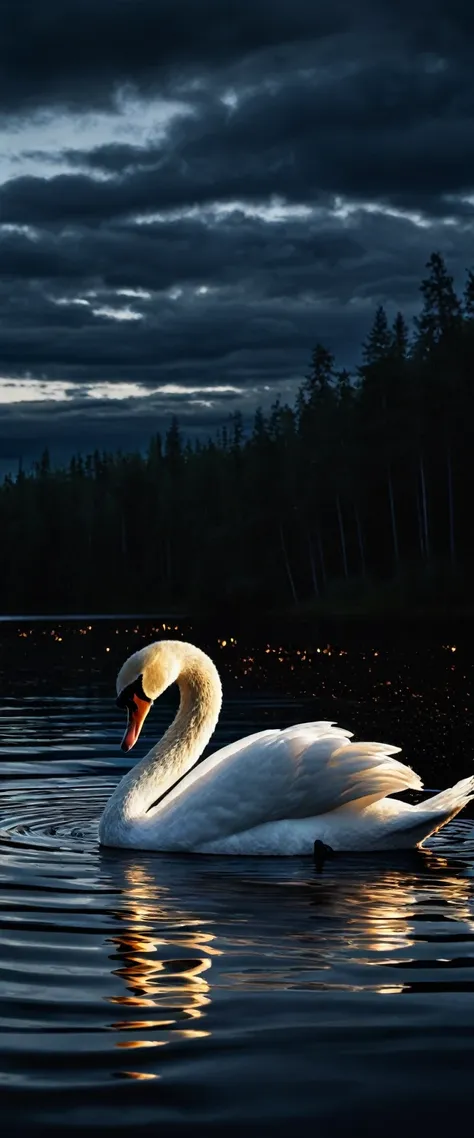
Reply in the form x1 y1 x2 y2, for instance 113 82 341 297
145 721 422 849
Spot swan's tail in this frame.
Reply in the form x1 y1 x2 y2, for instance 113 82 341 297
420 775 474 829
392 775 474 847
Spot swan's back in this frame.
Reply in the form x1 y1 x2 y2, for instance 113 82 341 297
136 722 422 851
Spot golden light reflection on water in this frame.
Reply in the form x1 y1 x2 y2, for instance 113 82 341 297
103 850 474 1082
119 1071 160 1080
341 856 474 993
220 854 474 998
107 862 217 1077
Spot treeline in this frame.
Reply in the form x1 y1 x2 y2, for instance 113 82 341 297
2 252 474 615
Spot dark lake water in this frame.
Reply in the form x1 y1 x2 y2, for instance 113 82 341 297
1 618 474 1136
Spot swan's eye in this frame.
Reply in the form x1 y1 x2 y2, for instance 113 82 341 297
116 685 136 711
116 674 152 710
116 691 131 711
135 675 152 704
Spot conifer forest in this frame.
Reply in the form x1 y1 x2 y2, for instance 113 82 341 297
1 253 474 616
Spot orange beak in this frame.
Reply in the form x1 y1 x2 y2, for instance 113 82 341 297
121 695 151 752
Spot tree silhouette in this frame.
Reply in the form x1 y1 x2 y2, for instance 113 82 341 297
1 252 474 615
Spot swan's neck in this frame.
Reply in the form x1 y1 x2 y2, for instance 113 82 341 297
102 647 222 829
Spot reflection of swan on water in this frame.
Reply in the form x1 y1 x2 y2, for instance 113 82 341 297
349 856 474 995
107 862 219 1037
99 640 474 854
103 849 474 1049
103 861 220 1081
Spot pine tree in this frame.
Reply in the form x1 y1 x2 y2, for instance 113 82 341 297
302 343 335 403
362 305 392 367
37 448 51 477
252 407 267 444
392 312 409 361
230 410 244 451
358 306 395 417
463 269 474 320
358 306 394 421
165 417 182 463
335 368 353 405
414 252 462 358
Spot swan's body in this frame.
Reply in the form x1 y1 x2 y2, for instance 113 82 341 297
99 640 474 854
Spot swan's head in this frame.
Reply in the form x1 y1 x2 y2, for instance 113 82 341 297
116 640 181 752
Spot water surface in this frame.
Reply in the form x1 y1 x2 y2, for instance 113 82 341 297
1 621 474 1136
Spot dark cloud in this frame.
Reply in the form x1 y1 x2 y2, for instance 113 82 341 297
1 0 474 459
0 211 362 289
3 49 474 223
0 208 465 382
0 2 379 114
1 2 473 116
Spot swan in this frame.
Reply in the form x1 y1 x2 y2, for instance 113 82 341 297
98 639 474 854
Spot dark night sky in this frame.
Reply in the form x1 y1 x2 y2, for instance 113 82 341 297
1 0 474 465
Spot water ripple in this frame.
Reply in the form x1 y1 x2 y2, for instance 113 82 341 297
2 686 474 1135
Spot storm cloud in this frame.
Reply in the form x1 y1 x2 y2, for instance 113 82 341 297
1 0 474 462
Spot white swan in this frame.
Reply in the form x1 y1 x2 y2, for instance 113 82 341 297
99 639 474 854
